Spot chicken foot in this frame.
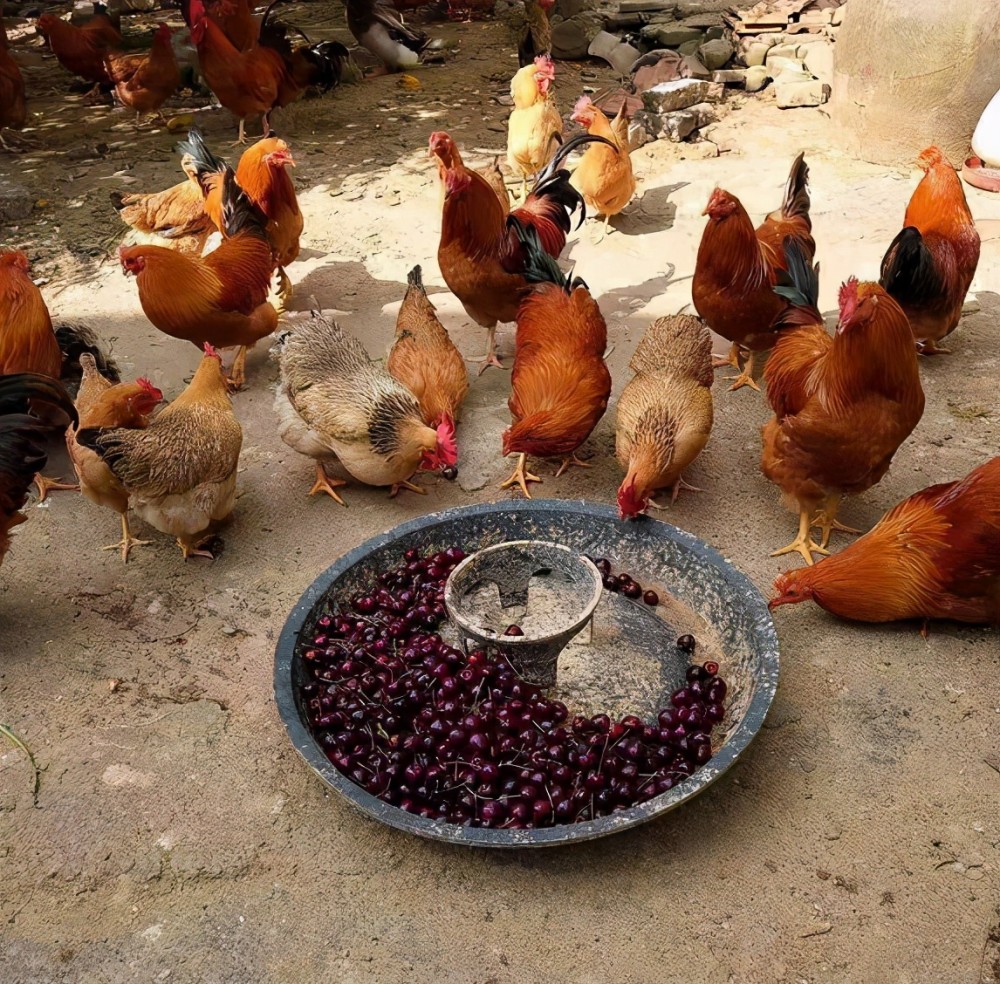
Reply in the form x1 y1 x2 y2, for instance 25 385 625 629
499 453 542 499
811 510 862 551
712 341 741 370
469 325 505 375
726 351 760 392
177 531 220 560
309 463 348 506
101 513 151 564
770 507 829 567
276 267 293 312
917 338 951 356
226 346 249 391
389 479 427 497
34 473 79 501
553 455 591 477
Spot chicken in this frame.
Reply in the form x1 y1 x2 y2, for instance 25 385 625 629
66 355 163 561
518 0 554 67
345 0 431 74
692 153 814 391
760 243 925 566
234 134 302 300
500 219 611 498
507 55 563 198
208 0 259 52
0 374 78 568
1 14 27 148
879 146 982 355
770 456 1000 628
275 311 457 503
75 346 241 561
569 95 636 239
103 23 180 121
119 169 278 389
386 265 468 471
616 314 714 519
36 3 122 87
430 130 614 373
478 157 511 215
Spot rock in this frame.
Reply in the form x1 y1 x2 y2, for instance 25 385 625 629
605 12 645 29
830 5 845 26
589 31 642 74
551 15 602 59
744 41 770 66
619 0 675 11
712 68 747 85
698 38 734 70
744 65 770 91
766 55 806 76
705 81 725 101
639 24 705 48
803 41 834 86
0 178 33 224
627 120 650 148
556 0 587 17
705 25 725 41
632 109 663 138
681 140 719 159
774 78 828 109
765 43 800 63
640 77 711 112
631 50 686 90
660 102 718 141
680 54 711 79
678 39 702 56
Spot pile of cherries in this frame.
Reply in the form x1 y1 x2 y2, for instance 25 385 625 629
298 548 730 830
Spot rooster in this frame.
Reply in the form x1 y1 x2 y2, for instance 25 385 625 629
770 456 1000 628
500 220 611 498
386 265 468 475
275 311 457 503
119 169 278 389
430 130 615 373
0 373 78 568
345 0 431 74
507 55 562 199
76 346 241 561
616 315 713 518
692 153 814 391
880 146 981 355
760 242 925 566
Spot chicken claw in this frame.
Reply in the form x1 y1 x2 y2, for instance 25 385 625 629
34 473 79 501
917 339 951 356
101 514 151 564
469 325 505 375
725 352 759 392
226 346 249 391
771 509 829 567
389 479 427 497
553 454 591 477
500 453 542 499
811 511 862 551
670 475 704 504
309 464 348 506
177 536 216 560
712 342 741 370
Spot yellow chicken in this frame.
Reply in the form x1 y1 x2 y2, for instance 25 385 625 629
506 55 563 198
570 96 636 239
616 315 714 518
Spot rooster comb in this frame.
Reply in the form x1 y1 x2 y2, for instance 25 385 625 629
137 377 162 400
203 343 221 360
838 276 859 315
573 94 594 117
435 418 458 466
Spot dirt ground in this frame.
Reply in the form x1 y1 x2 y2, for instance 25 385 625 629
2 5 1000 983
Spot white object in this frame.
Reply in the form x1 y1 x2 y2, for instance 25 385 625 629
971 87 1000 167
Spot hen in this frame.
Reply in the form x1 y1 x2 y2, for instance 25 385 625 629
276 311 456 503
760 243 925 566
387 265 468 470
119 169 278 389
616 314 714 519
36 3 122 87
103 22 180 120
66 355 162 562
1 14 27 147
518 0 554 67
500 220 611 498
569 95 636 239
692 153 814 391
76 346 241 561
770 456 1000 628
879 146 981 355
430 129 614 373
507 55 563 198
0 373 77 568
345 0 431 74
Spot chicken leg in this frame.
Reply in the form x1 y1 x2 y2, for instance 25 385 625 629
554 455 591 477
712 341 741 370
178 535 217 560
500 453 542 498
34 473 79 501
227 346 249 391
389 479 427 497
309 463 348 506
918 338 950 356
101 513 151 564
469 325 505 375
770 507 829 567
726 351 759 392
811 505 862 551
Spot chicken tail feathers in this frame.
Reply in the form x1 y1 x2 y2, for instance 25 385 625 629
296 40 351 91
507 215 584 292
0 373 78 424
772 237 822 331
779 152 811 227
175 127 228 181
407 264 425 292
220 168 269 241
55 322 121 393
879 226 943 309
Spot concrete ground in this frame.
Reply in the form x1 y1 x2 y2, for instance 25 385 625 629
1 9 999 984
